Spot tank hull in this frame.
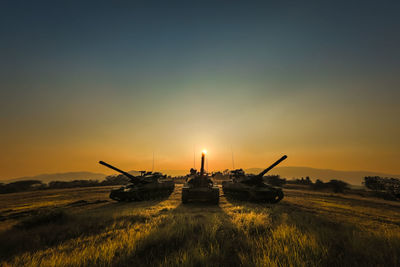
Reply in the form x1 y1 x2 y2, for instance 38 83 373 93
222 181 283 203
109 181 174 201
181 185 219 204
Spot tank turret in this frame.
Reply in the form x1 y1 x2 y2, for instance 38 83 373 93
182 152 219 204
222 155 287 203
99 161 174 201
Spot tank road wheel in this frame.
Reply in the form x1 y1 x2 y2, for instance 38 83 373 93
182 190 189 204
212 191 219 205
248 191 257 202
142 192 150 200
157 189 164 198
156 191 162 199
270 190 284 204
221 187 228 198
110 196 122 202
134 192 143 201
109 192 122 202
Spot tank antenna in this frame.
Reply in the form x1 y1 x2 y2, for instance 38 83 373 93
152 151 155 172
231 145 235 170
193 145 196 169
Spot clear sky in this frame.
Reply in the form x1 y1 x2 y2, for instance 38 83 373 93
1 0 399 179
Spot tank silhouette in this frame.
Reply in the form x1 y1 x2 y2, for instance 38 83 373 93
222 155 287 203
99 161 174 201
182 152 219 204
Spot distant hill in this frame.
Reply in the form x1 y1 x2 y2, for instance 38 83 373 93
2 172 108 184
246 166 400 185
1 170 147 184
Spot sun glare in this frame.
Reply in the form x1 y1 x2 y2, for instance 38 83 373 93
202 149 207 155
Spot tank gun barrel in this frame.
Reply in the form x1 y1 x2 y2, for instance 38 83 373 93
99 161 140 183
257 155 287 177
200 152 205 176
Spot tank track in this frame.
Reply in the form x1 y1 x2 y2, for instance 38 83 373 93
110 187 174 202
222 188 284 203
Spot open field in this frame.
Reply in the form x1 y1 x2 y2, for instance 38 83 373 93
0 185 399 267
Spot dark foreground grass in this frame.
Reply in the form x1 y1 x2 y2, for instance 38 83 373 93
0 185 399 266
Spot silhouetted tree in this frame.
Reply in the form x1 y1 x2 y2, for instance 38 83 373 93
311 179 348 193
101 175 130 185
264 175 286 187
364 176 385 191
0 183 5 193
363 176 400 200
48 180 100 189
288 177 313 185
327 180 349 193
0 180 45 194
313 179 325 190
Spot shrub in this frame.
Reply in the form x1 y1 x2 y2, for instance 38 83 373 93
327 179 349 193
101 174 130 185
311 179 349 193
363 176 400 200
15 209 68 229
287 177 312 185
264 175 286 187
0 180 45 194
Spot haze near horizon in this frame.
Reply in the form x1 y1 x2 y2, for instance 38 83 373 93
1 1 399 180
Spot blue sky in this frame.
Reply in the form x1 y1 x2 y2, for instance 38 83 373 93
1 0 399 178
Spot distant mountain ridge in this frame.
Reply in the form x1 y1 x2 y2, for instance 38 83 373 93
2 172 108 184
1 170 146 184
246 166 400 185
2 167 400 185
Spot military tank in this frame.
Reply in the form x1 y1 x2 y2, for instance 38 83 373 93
222 155 287 203
99 161 174 201
182 152 219 204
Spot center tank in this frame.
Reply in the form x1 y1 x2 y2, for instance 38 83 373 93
181 152 219 204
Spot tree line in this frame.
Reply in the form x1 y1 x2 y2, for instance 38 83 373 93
0 175 130 194
363 176 400 200
265 175 350 193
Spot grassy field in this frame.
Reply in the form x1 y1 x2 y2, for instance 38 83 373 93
0 185 399 267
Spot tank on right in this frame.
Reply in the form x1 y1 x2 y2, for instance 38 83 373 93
222 155 287 203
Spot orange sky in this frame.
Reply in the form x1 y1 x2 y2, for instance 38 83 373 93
1 1 400 180
1 85 399 179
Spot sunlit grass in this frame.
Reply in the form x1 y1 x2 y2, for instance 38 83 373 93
0 185 399 266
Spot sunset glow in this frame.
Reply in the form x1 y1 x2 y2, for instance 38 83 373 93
0 2 399 180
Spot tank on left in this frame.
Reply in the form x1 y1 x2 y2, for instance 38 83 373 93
99 161 175 201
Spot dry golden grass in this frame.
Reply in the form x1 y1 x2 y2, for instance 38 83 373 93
0 185 399 266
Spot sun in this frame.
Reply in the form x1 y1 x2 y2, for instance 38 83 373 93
202 149 207 155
